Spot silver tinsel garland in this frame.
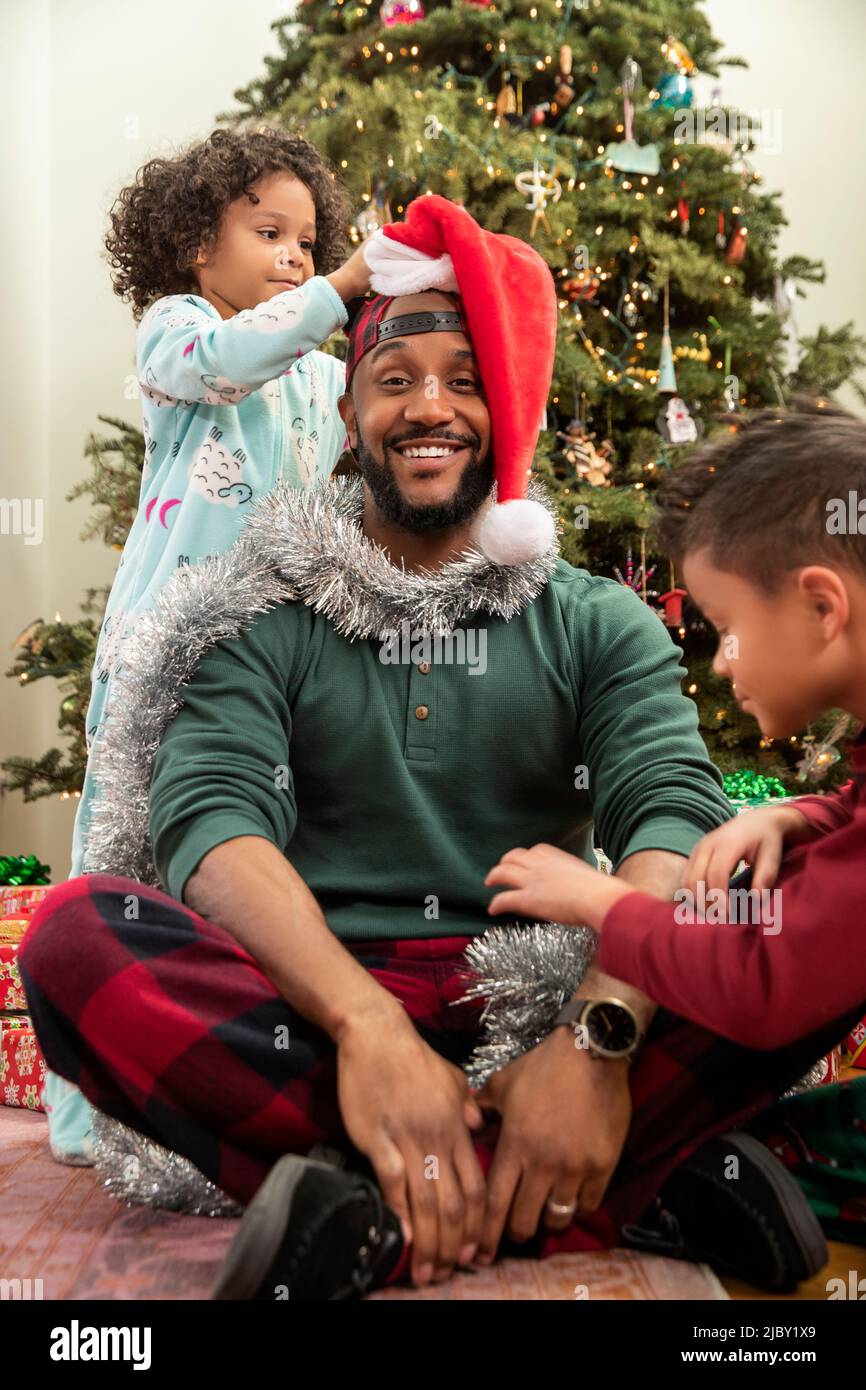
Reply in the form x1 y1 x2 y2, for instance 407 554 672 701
91 1109 242 1217
78 473 825 1215
82 473 558 884
454 922 598 1089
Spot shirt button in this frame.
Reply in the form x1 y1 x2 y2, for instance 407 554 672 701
415 705 429 720
418 661 431 674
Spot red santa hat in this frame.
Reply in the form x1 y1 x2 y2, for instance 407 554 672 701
356 195 558 565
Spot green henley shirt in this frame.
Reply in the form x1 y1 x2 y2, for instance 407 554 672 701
148 557 734 940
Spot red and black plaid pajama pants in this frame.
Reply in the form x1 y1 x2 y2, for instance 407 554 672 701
18 873 866 1263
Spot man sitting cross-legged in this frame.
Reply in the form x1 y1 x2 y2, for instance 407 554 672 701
19 198 856 1299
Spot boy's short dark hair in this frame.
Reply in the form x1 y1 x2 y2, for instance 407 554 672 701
652 394 866 593
105 126 352 320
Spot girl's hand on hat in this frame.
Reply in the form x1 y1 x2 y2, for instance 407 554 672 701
679 804 817 899
325 243 372 304
485 843 635 932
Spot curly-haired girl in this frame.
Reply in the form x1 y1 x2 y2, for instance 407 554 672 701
51 127 368 1167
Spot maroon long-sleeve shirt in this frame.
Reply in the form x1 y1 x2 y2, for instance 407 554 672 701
598 724 866 1051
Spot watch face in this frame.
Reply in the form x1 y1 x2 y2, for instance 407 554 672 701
585 1001 638 1055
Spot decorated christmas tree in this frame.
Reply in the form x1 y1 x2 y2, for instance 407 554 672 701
5 0 865 805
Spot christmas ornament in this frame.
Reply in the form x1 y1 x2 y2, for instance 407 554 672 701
555 419 614 487
657 587 688 626
603 140 660 176
514 159 562 238
562 268 600 302
613 544 658 602
653 71 693 109
657 330 677 394
602 54 660 176
499 74 526 127
725 218 748 265
655 278 700 446
379 0 425 25
621 54 642 103
657 395 701 445
795 715 853 783
662 34 696 73
716 210 727 249
553 44 575 109
677 184 690 235
494 81 517 121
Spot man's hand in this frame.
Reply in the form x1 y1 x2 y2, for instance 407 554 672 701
472 1026 632 1263
335 1008 487 1287
485 843 636 931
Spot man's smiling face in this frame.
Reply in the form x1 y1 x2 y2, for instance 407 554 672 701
338 290 494 532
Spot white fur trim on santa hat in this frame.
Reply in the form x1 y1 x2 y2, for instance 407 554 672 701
362 228 459 297
473 497 557 566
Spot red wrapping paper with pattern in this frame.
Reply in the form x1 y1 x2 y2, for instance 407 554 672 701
846 1018 866 1069
0 1019 45 1110
0 942 27 1012
0 885 51 920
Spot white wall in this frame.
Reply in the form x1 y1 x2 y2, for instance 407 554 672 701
703 0 866 414
1 0 864 878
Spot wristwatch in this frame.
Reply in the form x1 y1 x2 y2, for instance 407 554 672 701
553 996 643 1062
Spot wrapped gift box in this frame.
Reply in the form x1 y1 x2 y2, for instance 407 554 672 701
0 942 27 1012
0 1017 45 1110
845 1018 866 1069
0 885 50 919
0 916 31 944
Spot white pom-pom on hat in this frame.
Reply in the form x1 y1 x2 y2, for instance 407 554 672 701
473 496 556 566
362 230 459 297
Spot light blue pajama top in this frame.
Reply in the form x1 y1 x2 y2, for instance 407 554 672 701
49 274 349 1165
70 274 350 876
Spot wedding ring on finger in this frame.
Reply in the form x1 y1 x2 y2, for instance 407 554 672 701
545 1197 577 1219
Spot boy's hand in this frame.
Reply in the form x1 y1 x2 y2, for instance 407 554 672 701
325 244 372 304
680 804 815 897
485 843 635 931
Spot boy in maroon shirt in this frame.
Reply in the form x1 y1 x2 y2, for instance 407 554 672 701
487 395 866 1049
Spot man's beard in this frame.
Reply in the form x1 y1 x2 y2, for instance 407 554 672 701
353 425 494 533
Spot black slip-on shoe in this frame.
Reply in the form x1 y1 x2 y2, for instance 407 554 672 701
620 1129 827 1293
211 1153 404 1301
